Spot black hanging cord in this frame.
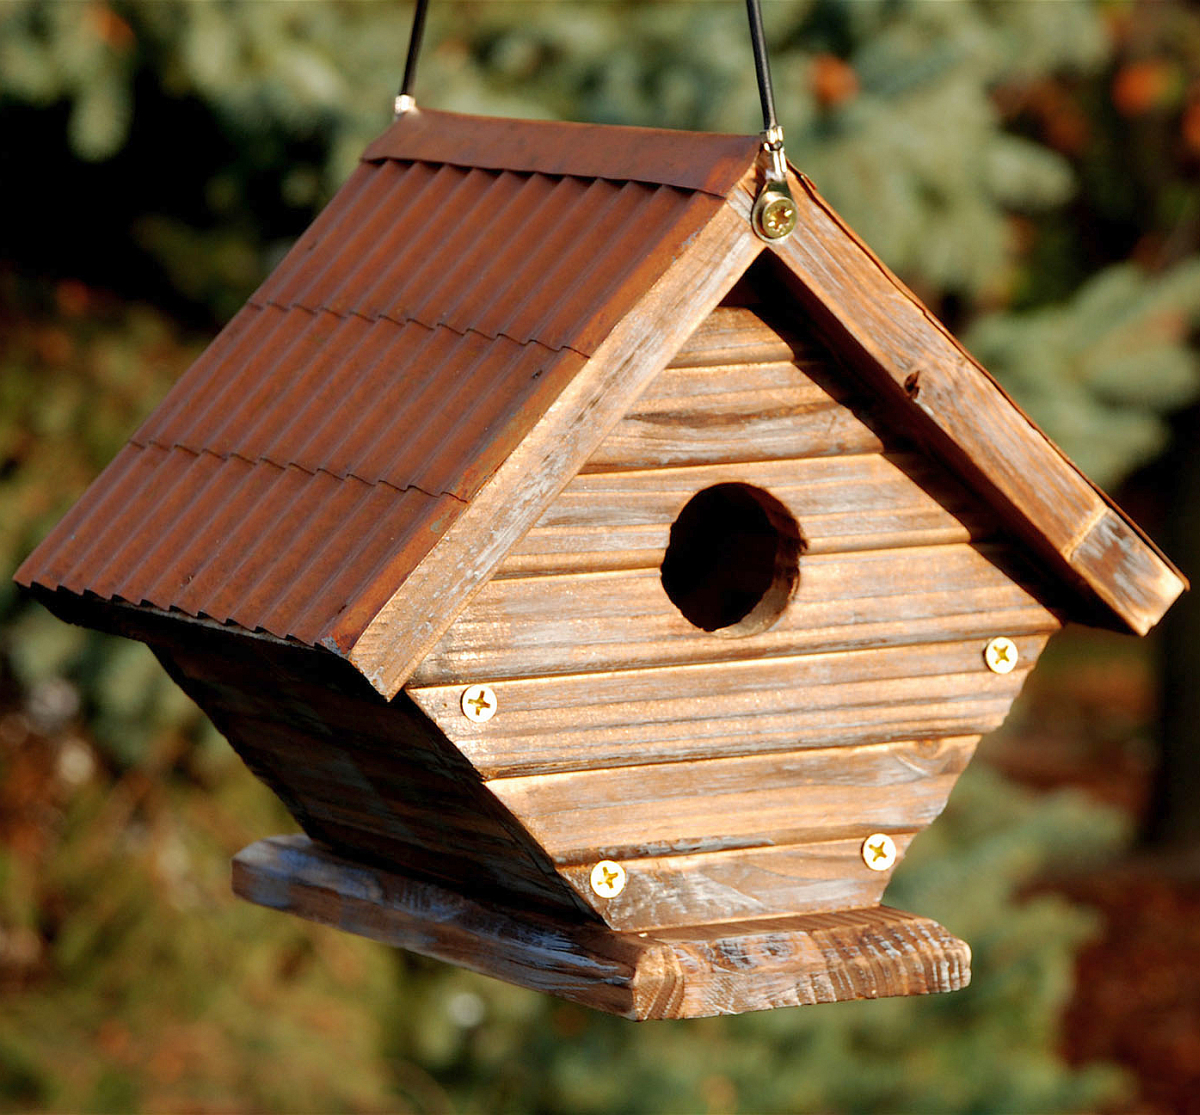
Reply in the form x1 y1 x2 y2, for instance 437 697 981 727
744 0 778 134
396 0 430 112
396 0 778 135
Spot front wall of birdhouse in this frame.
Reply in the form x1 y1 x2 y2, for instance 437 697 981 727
406 274 1065 932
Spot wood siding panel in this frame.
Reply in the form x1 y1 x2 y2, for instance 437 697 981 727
412 545 1059 686
109 617 589 917
583 307 882 473
556 835 915 931
665 304 808 367
583 358 885 472
410 635 1045 777
486 736 977 863
502 453 993 576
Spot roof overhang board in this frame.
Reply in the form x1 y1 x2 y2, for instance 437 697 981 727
728 172 1185 635
362 108 763 197
344 191 764 699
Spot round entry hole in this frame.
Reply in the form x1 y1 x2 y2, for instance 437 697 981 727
660 483 803 637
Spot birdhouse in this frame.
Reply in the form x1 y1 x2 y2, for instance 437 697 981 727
16 109 1185 1020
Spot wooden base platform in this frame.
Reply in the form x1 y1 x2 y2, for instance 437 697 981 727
232 835 971 1020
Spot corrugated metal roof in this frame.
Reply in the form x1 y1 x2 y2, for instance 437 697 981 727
133 305 588 496
35 441 449 647
250 165 720 353
16 111 750 651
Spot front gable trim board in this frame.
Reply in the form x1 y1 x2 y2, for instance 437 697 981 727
362 108 763 197
730 171 1185 635
344 196 764 699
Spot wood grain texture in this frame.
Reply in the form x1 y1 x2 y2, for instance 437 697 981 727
501 453 993 577
580 307 883 474
485 735 977 863
410 546 1058 687
583 357 885 473
1069 509 1188 636
170 679 582 915
650 905 970 1017
665 304 807 367
557 834 916 931
733 174 1184 634
46 601 590 917
411 636 1045 778
348 198 764 699
234 834 971 1019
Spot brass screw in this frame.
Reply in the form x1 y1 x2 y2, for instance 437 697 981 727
590 860 626 898
861 833 897 871
759 195 797 240
984 636 1018 675
460 684 497 723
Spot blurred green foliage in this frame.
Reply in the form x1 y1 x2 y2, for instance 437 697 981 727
2 0 1199 1111
967 259 1200 486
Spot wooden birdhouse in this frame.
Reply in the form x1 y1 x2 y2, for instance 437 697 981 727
16 109 1185 1020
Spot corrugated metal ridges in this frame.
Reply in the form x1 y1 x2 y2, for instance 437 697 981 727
249 162 721 354
134 162 718 495
17 112 747 651
132 303 585 498
20 441 453 648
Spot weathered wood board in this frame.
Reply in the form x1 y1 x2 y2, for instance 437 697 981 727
234 835 971 1020
486 735 976 862
727 176 1184 634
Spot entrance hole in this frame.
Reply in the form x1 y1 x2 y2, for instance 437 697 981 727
660 483 803 637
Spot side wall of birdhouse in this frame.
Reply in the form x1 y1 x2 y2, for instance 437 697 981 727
38 597 590 918
406 274 1065 932
157 630 597 917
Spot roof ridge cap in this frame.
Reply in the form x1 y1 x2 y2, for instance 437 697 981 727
361 107 761 197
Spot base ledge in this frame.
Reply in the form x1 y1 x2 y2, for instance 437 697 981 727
233 835 970 1019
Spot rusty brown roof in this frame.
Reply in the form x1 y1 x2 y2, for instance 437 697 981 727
17 111 755 654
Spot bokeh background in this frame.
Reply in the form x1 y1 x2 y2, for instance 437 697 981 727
2 1 1200 1111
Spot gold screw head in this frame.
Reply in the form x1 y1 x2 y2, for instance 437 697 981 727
461 684 497 723
984 636 1018 675
862 833 897 872
590 860 626 898
759 195 797 240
